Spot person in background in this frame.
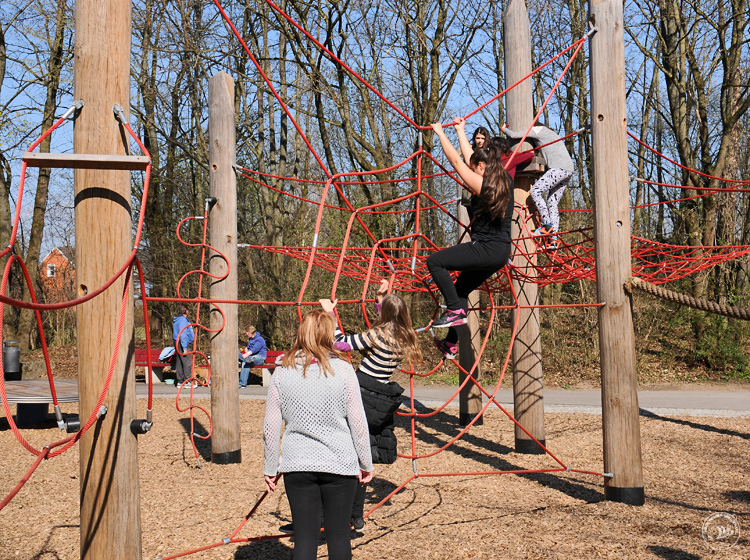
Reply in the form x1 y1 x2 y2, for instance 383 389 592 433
238 325 267 388
471 124 490 152
455 117 533 179
263 310 373 560
172 305 195 389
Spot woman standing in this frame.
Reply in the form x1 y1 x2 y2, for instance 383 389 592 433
263 310 374 560
320 279 422 531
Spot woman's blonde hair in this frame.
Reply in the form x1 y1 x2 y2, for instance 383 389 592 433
370 294 423 367
281 310 347 377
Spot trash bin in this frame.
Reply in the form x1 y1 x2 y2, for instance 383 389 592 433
3 340 22 381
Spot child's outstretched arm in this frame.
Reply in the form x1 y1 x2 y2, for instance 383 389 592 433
375 278 389 310
319 298 353 352
455 117 474 164
430 122 483 195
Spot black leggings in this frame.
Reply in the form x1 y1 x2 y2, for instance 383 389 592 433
284 471 358 560
426 239 509 344
426 239 509 312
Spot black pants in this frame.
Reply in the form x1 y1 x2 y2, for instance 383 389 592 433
352 480 367 519
284 471 358 560
426 239 509 343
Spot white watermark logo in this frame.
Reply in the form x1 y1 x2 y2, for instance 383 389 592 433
702 512 740 551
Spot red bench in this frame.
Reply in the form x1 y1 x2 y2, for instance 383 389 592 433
134 348 173 383
257 350 284 369
133 348 285 385
245 350 284 386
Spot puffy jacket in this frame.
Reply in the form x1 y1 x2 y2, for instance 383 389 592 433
356 370 404 464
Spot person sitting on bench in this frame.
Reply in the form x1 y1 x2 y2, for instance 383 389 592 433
238 325 267 388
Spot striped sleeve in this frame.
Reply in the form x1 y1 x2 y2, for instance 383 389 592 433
336 328 401 380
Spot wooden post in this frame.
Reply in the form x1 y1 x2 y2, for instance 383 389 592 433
208 72 242 464
457 186 483 426
74 0 141 558
589 0 644 505
504 0 546 453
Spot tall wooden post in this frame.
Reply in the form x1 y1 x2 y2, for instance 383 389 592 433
504 0 546 453
457 187 483 426
209 72 242 464
75 0 141 557
589 0 644 505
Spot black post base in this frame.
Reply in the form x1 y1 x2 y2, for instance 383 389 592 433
212 449 242 465
605 485 645 506
515 438 546 454
459 412 483 427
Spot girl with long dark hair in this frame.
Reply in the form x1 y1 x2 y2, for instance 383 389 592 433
427 122 515 357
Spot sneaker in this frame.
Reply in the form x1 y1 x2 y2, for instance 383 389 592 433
436 339 457 360
432 308 467 328
546 235 559 250
279 522 294 534
533 223 553 236
351 517 365 531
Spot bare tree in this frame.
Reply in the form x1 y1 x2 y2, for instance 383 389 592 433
17 0 71 349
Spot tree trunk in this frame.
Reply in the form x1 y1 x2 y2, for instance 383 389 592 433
17 0 68 350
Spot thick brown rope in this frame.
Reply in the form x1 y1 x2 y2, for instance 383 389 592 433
624 277 750 321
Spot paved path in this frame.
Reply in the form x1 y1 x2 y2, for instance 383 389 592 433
137 382 750 418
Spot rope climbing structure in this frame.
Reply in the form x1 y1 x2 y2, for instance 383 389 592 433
1 0 749 558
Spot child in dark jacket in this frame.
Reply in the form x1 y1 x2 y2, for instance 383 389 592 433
320 279 422 531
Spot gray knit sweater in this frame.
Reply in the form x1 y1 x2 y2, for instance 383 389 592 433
263 357 374 477
504 125 574 172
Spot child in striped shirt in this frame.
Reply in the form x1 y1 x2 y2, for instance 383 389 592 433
320 280 422 530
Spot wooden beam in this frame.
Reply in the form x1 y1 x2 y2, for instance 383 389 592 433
208 72 242 464
589 0 644 505
23 152 150 171
504 0 546 453
457 185 483 427
75 0 142 557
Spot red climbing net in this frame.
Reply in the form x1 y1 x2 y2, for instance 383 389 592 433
1 0 749 557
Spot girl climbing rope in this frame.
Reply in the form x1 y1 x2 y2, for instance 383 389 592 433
426 122 515 358
427 123 513 332
320 278 422 531
502 122 574 249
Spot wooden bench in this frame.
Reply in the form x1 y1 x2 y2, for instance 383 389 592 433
134 348 174 384
3 379 78 427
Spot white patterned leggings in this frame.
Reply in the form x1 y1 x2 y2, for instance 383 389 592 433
531 168 572 232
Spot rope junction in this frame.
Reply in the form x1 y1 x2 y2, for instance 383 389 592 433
0 1 747 557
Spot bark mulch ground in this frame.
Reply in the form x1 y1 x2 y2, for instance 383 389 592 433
1 397 748 559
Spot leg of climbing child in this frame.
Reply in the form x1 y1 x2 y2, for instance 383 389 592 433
530 169 555 228
543 170 572 232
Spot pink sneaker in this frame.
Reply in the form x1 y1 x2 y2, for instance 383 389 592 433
436 339 457 360
432 308 467 328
